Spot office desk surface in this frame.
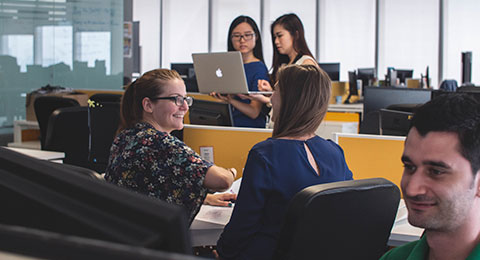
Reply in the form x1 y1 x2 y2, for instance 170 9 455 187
328 103 363 113
4 146 64 161
190 199 423 247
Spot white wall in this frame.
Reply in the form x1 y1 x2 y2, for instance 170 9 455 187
133 0 161 73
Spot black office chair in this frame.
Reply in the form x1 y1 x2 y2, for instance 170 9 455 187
272 178 400 260
44 106 90 169
88 101 121 173
34 96 80 150
89 93 123 103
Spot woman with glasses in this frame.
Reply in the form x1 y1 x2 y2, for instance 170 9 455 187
105 69 237 225
211 15 270 128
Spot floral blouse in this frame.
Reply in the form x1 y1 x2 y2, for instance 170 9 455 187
104 122 213 224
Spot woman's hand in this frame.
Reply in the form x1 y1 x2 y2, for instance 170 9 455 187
204 193 238 207
236 93 271 104
210 92 233 103
258 79 273 91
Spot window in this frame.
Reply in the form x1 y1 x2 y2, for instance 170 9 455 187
319 0 376 81
443 0 480 85
378 0 439 87
263 0 317 69
162 0 208 66
211 0 260 53
0 35 34 73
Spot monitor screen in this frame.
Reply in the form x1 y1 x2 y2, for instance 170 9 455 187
88 101 120 173
379 108 414 136
189 99 233 127
357 68 375 88
363 87 432 115
318 63 340 81
171 63 199 92
0 223 197 260
0 147 192 254
361 87 432 134
395 69 413 84
462 51 472 84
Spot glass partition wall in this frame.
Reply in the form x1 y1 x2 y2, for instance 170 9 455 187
0 0 123 128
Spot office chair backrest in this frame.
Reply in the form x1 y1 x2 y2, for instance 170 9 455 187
273 178 400 260
88 101 121 173
34 96 80 150
89 93 123 103
44 106 90 168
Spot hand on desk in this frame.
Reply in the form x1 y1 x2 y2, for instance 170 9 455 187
204 193 237 207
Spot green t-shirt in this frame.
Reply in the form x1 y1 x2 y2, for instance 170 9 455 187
380 235 480 260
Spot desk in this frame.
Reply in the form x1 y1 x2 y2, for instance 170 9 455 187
4 147 64 161
328 103 363 113
190 199 423 247
8 120 41 149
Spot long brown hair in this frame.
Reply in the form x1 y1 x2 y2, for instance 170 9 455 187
272 64 330 138
119 69 182 132
270 13 315 83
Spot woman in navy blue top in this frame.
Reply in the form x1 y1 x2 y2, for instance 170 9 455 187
211 16 270 128
216 65 353 260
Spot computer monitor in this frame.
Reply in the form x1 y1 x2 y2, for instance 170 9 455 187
171 63 199 92
0 223 198 260
188 99 233 126
395 69 413 85
357 68 375 88
462 51 472 85
344 71 358 104
0 147 192 254
360 86 432 134
88 101 120 173
318 63 340 81
379 108 414 136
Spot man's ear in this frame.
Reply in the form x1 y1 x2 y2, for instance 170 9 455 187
475 171 480 197
142 97 153 113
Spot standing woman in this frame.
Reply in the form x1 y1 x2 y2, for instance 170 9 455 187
216 65 353 260
258 13 318 91
105 69 237 224
211 15 270 128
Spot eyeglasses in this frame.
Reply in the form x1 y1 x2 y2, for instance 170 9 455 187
231 33 255 42
150 95 194 107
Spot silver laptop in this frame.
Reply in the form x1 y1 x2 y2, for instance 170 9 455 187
192 51 272 94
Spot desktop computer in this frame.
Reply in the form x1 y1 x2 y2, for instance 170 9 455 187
462 51 472 85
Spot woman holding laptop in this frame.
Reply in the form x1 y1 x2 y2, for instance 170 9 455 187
215 65 353 260
104 69 237 225
211 15 270 128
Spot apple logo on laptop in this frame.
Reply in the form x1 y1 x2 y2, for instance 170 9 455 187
216 68 223 78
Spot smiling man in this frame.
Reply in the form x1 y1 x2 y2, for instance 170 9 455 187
381 93 480 260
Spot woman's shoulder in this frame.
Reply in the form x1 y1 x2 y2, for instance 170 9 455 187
117 122 172 145
308 136 346 155
295 55 317 65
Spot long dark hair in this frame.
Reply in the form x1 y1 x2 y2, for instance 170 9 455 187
272 65 330 138
227 15 264 63
271 13 315 83
119 69 182 132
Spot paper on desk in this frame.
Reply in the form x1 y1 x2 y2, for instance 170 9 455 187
195 205 234 226
195 178 242 226
395 199 408 223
